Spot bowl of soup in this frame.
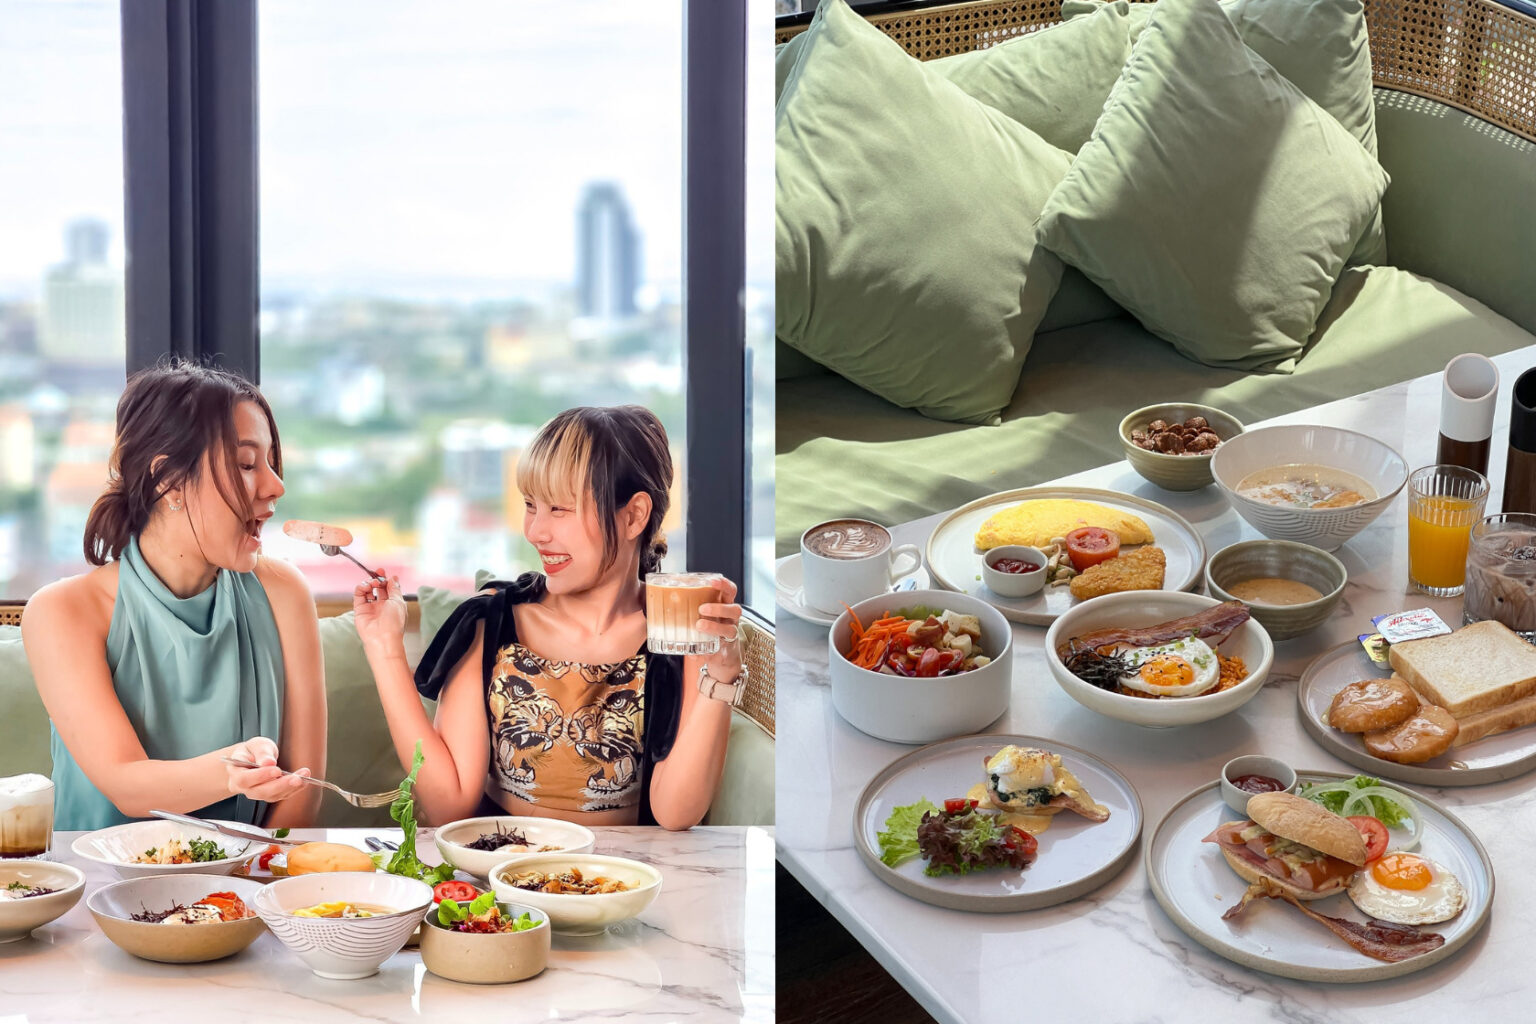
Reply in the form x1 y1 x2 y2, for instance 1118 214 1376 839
1206 540 1347 640
1210 425 1408 551
252 871 432 979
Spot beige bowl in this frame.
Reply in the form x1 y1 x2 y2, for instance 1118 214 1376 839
87 873 267 963
418 902 551 984
1119 403 1244 491
1206 540 1347 641
0 859 85 943
490 853 661 936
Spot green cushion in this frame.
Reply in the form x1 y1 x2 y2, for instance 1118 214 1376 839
417 584 470 649
1064 0 1386 266
0 626 50 777
775 265 1535 553
776 0 1071 425
1037 0 1388 373
702 713 775 827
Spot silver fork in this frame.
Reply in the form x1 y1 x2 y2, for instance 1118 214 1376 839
222 756 399 808
319 543 385 582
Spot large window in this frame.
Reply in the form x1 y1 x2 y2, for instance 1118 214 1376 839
0 0 125 597
747 2 775 616
256 2 690 594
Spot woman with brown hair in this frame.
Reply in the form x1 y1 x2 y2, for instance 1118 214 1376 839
353 405 741 829
23 361 327 830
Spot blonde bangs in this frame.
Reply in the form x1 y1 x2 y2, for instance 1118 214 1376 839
517 417 591 507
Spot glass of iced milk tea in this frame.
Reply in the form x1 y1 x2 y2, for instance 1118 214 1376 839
645 572 726 655
0 774 54 859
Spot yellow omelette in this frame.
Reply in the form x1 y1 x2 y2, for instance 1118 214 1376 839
974 498 1153 551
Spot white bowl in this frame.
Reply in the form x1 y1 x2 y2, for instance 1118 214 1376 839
87 873 267 962
489 853 662 936
434 817 596 881
981 546 1047 598
1218 755 1298 816
71 819 258 878
1209 424 1408 551
1043 591 1274 727
0 859 85 943
254 871 433 979
828 589 1013 744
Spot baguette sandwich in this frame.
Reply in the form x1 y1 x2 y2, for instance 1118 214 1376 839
1202 792 1366 900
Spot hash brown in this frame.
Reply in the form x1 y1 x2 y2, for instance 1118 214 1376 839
1069 546 1166 600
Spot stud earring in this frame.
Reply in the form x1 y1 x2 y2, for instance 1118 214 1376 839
168 499 182 512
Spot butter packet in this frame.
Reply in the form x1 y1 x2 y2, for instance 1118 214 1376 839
1357 633 1391 667
1372 608 1452 644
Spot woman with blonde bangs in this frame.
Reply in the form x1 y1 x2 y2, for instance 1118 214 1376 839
23 361 327 830
353 405 741 829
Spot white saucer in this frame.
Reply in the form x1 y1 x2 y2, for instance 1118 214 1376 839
774 553 931 627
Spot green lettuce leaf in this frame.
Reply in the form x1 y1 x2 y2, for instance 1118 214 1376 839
381 741 457 886
877 798 939 867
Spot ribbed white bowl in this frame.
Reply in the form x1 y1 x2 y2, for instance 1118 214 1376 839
1209 424 1407 551
253 871 432 979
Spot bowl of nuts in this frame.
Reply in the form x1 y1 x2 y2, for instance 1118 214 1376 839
1118 403 1244 491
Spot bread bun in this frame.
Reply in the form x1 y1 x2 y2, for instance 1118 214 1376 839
1245 792 1367 866
286 842 375 875
1217 845 1339 901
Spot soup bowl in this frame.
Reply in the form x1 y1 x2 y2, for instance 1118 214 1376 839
253 871 433 979
1209 424 1408 551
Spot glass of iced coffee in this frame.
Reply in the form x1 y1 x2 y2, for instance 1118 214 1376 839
645 572 727 655
0 774 54 859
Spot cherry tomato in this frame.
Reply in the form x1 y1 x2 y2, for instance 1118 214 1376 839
915 647 943 677
943 798 978 815
1003 826 1038 855
1063 527 1121 571
433 880 480 904
256 845 279 871
1348 815 1390 862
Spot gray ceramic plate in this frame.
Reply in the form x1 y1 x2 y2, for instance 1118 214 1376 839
853 734 1142 912
1298 640 1536 785
925 486 1206 625
1146 771 1493 982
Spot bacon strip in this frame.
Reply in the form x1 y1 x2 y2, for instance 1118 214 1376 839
1059 600 1250 657
1222 878 1445 962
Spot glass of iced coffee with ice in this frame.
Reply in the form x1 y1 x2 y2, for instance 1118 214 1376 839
646 572 727 655
0 774 54 859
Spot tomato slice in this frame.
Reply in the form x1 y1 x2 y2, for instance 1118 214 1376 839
943 798 978 815
915 647 943 677
256 845 279 871
1348 815 1390 862
433 880 481 904
1063 527 1121 571
1003 825 1038 855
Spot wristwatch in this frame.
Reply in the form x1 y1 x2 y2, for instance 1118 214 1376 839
698 663 747 707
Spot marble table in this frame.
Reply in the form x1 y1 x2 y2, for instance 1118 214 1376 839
1 825 775 1023
778 347 1536 1023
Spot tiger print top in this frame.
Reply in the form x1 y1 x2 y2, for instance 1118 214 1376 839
487 643 647 813
414 573 683 826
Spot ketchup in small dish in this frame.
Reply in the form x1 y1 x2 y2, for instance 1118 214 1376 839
1228 773 1285 795
990 557 1042 575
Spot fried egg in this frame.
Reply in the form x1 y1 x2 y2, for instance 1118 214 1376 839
1116 637 1220 697
1346 852 1465 925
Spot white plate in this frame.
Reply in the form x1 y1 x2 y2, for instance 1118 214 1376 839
72 819 258 878
853 734 1143 912
1147 771 1493 981
774 552 930 627
1297 641 1536 786
925 487 1206 625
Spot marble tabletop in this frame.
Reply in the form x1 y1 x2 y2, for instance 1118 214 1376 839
778 347 1536 1023
1 825 775 1023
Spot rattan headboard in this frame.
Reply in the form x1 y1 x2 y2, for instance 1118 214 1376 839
775 0 1536 144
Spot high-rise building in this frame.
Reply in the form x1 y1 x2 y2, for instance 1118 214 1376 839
575 183 641 321
38 218 125 368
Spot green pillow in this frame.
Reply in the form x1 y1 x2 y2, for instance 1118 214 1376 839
0 625 51 778
417 584 470 648
776 0 1071 425
1063 0 1386 265
780 5 1131 155
1037 0 1388 372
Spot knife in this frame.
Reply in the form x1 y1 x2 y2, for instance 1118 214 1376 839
149 809 306 848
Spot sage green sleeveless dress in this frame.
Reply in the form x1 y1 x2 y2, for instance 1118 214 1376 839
50 536 285 830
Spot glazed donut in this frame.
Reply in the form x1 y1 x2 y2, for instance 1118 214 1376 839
1328 676 1420 733
1362 704 1460 764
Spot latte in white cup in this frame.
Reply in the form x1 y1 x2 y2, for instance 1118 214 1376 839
0 774 53 859
800 519 922 614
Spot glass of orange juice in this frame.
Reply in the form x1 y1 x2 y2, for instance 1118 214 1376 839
1408 464 1490 596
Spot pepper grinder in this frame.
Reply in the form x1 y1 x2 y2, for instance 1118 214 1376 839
1503 367 1536 514
1437 353 1498 475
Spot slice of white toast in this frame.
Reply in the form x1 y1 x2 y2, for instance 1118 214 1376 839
1389 620 1536 717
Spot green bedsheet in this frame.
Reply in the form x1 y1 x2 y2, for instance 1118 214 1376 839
776 264 1535 553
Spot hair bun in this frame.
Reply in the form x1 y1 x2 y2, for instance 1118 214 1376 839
643 532 668 573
